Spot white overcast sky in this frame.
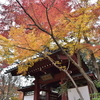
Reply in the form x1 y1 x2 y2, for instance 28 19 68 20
0 0 9 4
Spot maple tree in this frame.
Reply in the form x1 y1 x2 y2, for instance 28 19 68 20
0 0 15 38
0 73 21 100
0 0 84 99
0 0 100 97
0 60 21 100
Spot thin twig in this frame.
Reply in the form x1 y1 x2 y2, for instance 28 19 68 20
45 8 53 34
67 59 70 71
40 0 53 34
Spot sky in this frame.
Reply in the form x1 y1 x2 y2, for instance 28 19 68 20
0 0 9 4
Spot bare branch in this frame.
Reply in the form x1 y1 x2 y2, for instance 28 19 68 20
48 0 56 10
15 45 39 52
40 0 54 34
16 0 51 36
67 59 70 71
44 53 84 100
30 3 42 27
40 0 47 9
45 8 53 34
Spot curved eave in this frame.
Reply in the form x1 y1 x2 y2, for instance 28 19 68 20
18 85 35 92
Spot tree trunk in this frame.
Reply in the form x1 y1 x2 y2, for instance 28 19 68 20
65 51 98 93
52 37 98 93
91 52 100 81
64 70 84 100
45 54 84 100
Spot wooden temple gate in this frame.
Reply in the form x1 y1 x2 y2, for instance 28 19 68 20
9 50 96 100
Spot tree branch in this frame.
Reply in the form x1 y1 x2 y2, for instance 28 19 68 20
44 53 84 100
45 8 53 34
14 45 40 53
16 0 51 36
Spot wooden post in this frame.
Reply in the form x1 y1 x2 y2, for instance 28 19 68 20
22 92 25 100
62 93 68 100
34 77 40 100
46 87 50 100
87 82 93 100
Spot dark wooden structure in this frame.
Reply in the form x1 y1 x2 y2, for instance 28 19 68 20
8 50 96 100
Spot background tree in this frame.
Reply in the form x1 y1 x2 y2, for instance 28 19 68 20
0 73 20 100
0 0 24 38
0 61 22 100
0 61 34 100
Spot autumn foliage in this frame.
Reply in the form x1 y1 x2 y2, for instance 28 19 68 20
0 0 100 87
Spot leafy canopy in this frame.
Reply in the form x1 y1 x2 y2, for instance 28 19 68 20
0 0 100 74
